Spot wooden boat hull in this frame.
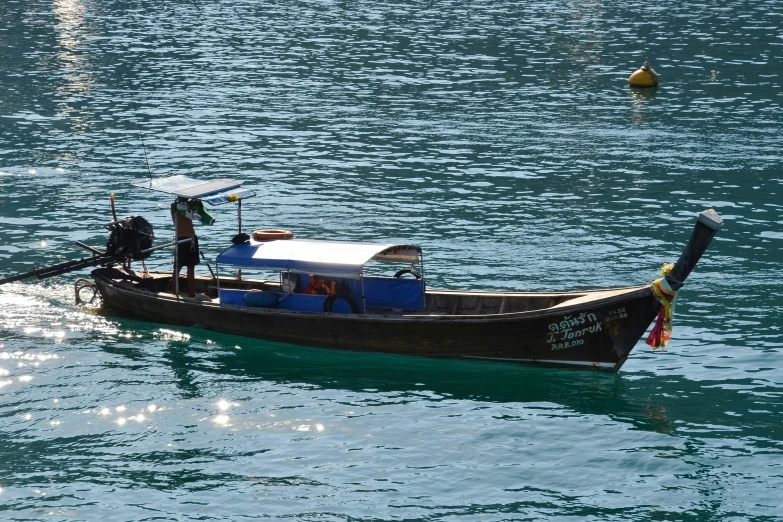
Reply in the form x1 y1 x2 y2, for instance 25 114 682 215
92 268 659 371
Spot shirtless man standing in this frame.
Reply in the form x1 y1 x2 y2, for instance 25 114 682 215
170 198 199 298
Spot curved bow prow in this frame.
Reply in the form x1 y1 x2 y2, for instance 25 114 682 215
665 209 723 291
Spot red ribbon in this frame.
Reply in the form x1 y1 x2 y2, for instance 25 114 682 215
646 307 666 350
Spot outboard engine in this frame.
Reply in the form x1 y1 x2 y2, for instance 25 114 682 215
104 216 154 260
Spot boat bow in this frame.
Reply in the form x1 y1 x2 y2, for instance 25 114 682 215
666 209 723 291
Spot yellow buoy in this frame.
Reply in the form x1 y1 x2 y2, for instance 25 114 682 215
628 61 659 87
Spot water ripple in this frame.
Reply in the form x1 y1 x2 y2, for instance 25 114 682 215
1 0 782 519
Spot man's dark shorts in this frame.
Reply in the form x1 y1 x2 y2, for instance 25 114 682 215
175 236 199 270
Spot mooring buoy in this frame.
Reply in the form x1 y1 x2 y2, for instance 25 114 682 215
628 61 659 87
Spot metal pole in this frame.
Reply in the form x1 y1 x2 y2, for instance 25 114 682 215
238 199 242 233
237 200 242 281
137 238 191 256
215 262 221 304
74 241 104 256
360 272 367 313
420 251 426 310
174 211 179 299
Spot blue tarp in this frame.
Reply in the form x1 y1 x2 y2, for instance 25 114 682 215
220 289 355 314
219 277 424 312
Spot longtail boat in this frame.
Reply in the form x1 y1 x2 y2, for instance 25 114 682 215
0 176 723 371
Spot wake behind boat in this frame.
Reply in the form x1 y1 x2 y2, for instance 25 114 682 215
0 176 723 371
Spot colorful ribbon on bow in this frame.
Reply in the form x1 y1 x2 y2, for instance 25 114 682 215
646 263 677 351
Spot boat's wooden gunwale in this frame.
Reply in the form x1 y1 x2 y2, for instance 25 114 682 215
426 285 647 298
95 271 651 323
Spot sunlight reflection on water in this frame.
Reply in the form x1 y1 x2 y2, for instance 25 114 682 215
0 0 782 519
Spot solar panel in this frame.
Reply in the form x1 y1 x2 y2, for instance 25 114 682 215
132 175 244 199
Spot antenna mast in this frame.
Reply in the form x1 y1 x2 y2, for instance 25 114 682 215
132 102 153 181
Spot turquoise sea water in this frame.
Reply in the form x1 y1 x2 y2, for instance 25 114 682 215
1 0 782 520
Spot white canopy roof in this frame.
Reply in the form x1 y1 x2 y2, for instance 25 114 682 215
216 239 421 278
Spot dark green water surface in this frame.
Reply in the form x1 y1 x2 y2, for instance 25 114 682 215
1 1 782 520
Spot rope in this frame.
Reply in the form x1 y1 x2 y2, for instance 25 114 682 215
74 278 98 305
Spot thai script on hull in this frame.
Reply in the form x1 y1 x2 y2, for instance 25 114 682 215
547 313 602 346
